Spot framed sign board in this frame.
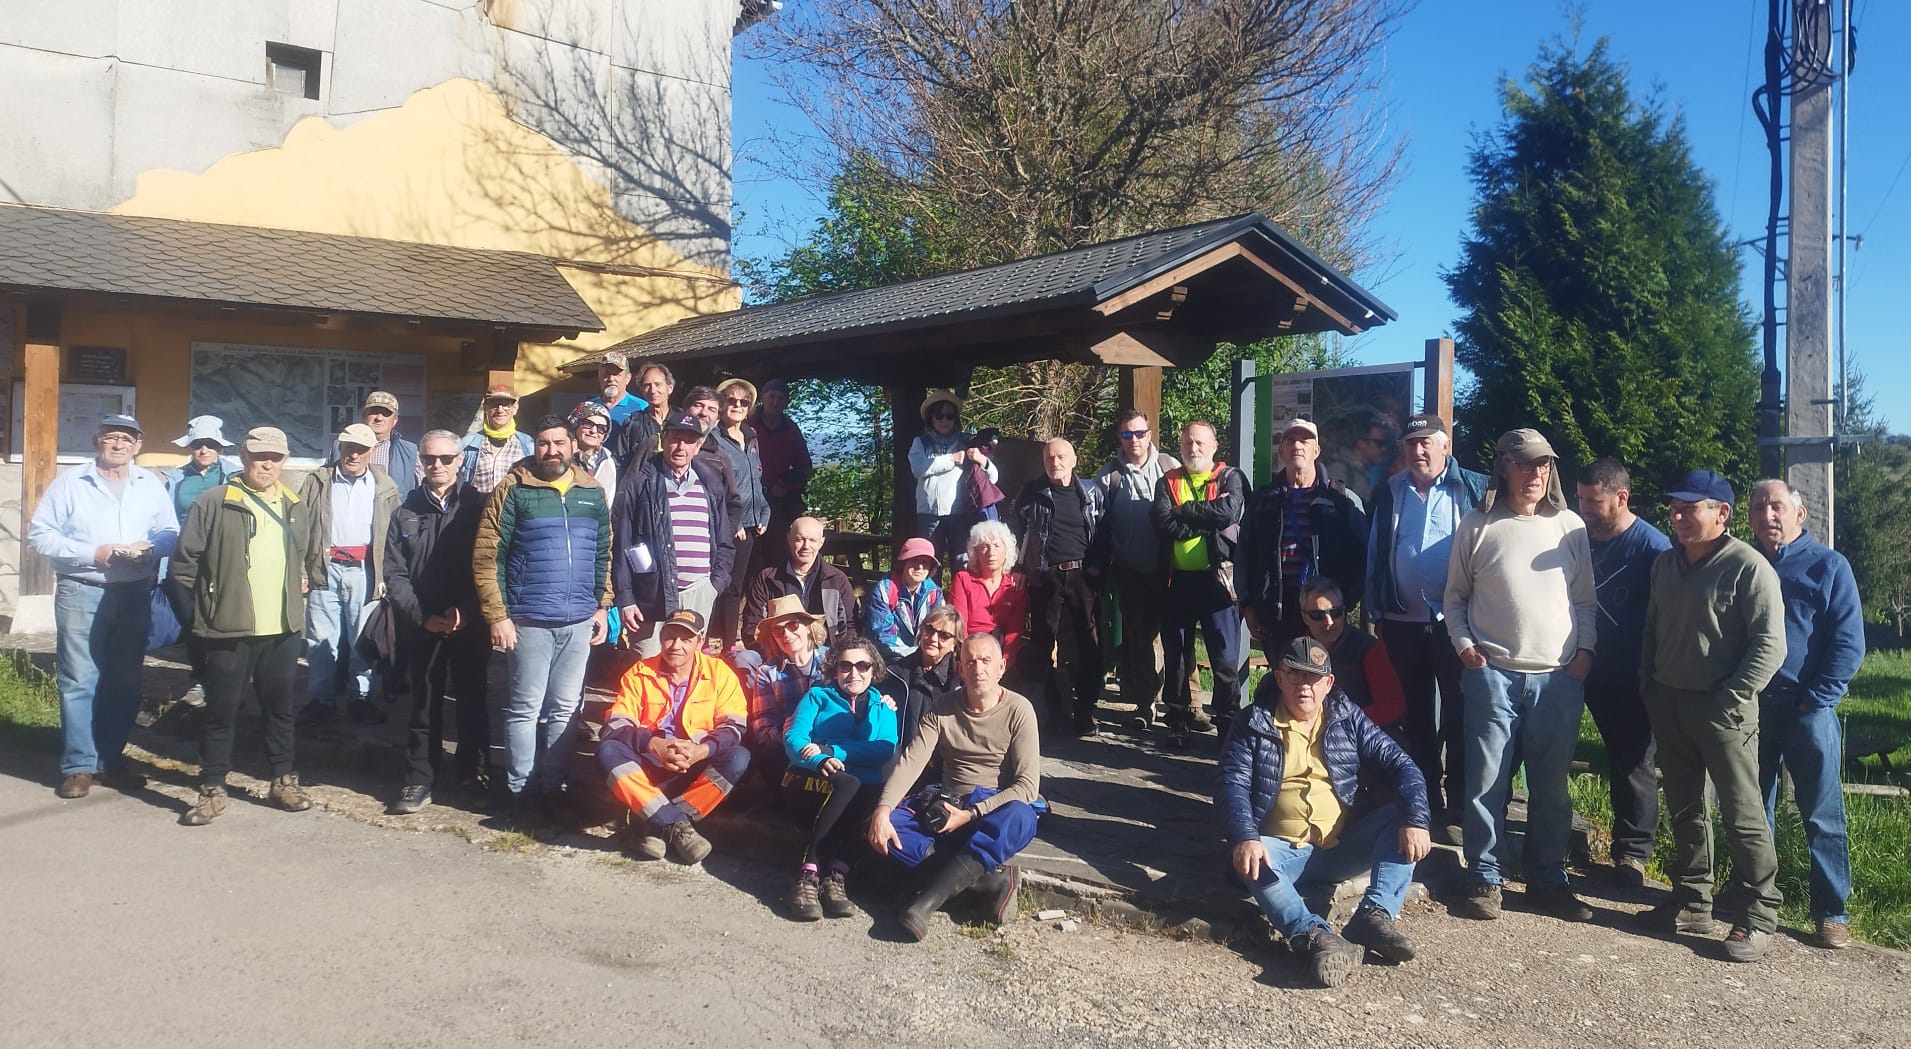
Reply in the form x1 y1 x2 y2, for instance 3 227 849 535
8 381 138 464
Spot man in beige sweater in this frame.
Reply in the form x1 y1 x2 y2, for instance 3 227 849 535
1443 429 1598 924
1636 469 1786 963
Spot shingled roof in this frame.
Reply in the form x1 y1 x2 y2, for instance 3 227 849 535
573 213 1392 370
0 205 604 334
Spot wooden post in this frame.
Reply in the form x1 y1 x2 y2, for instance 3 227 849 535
20 311 61 600
1117 365 1163 433
1424 337 1455 423
887 379 926 546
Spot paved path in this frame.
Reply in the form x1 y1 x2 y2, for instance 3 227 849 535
4 758 1908 1049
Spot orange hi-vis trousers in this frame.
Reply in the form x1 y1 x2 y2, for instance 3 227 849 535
604 744 750 827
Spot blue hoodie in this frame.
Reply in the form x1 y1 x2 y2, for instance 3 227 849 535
1761 529 1865 710
783 682 900 785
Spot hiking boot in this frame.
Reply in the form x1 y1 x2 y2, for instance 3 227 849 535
1609 857 1647 889
387 784 433 815
786 870 824 921
900 852 986 941
296 702 337 729
971 864 1021 925
56 772 93 799
1295 927 1363 988
1342 905 1418 963
1722 926 1771 963
1526 883 1594 923
347 699 388 726
820 870 857 919
269 773 313 812
1188 710 1215 734
1432 816 1464 847
1814 919 1851 950
180 784 228 826
1449 881 1502 921
1634 900 1716 936
627 828 668 861
1163 725 1189 748
98 766 147 792
664 820 712 865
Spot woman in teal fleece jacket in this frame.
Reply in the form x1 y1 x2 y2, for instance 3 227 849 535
781 635 899 921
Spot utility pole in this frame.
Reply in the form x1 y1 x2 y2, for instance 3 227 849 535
1786 0 1835 545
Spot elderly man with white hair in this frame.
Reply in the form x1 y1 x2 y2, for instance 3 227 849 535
1150 420 1247 746
1015 438 1108 735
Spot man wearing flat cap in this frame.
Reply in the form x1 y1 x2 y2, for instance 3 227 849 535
361 390 419 500
169 426 329 825
1219 636 1431 988
297 422 400 727
1444 428 1598 925
28 414 179 799
1637 469 1787 963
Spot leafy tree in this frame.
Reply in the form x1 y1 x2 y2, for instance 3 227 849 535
1834 374 1911 634
1444 36 1760 505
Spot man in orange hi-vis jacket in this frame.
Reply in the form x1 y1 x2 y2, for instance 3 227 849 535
597 608 750 866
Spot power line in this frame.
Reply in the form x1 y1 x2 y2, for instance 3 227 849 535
1729 0 1761 219
1859 143 1911 234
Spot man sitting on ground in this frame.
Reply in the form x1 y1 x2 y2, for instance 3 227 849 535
1219 637 1431 988
598 609 750 865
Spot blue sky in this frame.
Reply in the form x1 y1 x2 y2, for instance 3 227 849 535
730 1 1911 432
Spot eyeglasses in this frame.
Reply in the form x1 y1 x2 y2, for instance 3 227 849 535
922 627 958 643
420 454 458 465
836 660 874 674
98 433 140 445
1303 607 1345 621
723 397 753 407
1118 430 1150 440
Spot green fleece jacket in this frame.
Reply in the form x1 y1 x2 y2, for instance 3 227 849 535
1641 535 1787 699
168 480 328 639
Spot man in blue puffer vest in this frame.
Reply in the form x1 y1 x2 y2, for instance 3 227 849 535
1219 636 1431 988
473 414 612 829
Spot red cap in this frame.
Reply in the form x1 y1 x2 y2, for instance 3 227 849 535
483 384 518 402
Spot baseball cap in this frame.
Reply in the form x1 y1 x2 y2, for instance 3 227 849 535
1667 469 1735 505
362 390 399 414
661 409 706 435
174 415 232 448
243 426 291 456
1403 414 1447 440
1278 636 1333 677
896 536 939 569
658 608 707 637
337 423 378 449
1279 417 1319 440
1495 428 1557 463
97 413 142 436
600 351 629 372
483 383 518 402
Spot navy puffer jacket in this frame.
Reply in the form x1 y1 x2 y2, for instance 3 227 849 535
1217 684 1429 845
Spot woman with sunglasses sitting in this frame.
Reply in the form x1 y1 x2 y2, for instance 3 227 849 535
782 634 899 921
907 390 996 574
883 603 964 791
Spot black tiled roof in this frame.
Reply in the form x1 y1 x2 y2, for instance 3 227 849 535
0 205 605 333
580 213 1392 365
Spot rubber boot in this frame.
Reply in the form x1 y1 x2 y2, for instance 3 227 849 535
899 851 987 941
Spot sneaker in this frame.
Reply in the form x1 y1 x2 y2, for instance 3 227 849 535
387 784 433 815
347 699 388 726
179 682 207 707
820 870 857 919
180 784 228 826
663 820 712 864
786 871 824 921
1634 900 1716 936
1342 905 1418 963
1610 857 1647 889
1526 883 1594 923
269 773 313 812
1295 927 1363 988
1449 882 1502 921
56 772 93 799
1722 926 1771 963
97 766 147 792
296 702 338 729
1814 919 1851 950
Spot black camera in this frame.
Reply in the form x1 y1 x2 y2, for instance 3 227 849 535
910 786 968 834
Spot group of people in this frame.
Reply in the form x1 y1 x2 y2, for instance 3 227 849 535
32 372 1866 965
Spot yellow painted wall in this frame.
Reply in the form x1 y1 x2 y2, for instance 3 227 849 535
109 78 739 396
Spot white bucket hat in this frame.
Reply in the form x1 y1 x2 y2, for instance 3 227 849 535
174 415 234 449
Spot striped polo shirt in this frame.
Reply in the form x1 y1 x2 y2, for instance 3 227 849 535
667 467 713 583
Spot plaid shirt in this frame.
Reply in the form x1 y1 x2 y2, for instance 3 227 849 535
470 437 520 494
745 646 830 745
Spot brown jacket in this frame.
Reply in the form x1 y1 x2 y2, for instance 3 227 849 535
169 480 327 639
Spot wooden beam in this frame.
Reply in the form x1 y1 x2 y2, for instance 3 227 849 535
1092 245 1244 317
1116 366 1163 435
21 327 61 599
1071 328 1212 369
1228 245 1359 333
1424 337 1455 423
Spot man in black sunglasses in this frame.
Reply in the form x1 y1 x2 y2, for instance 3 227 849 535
1094 408 1179 730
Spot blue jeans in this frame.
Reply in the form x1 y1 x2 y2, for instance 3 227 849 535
304 561 372 703
53 579 152 775
1759 702 1851 923
1239 804 1416 938
504 619 593 794
888 787 1041 870
1462 664 1585 887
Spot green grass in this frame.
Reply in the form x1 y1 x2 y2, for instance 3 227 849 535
0 653 60 746
1570 652 1911 950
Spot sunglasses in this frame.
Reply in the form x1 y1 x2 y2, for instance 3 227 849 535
931 411 958 421
1118 429 1150 440
921 627 958 643
723 397 753 407
1303 607 1345 621
836 660 875 674
420 454 458 465
777 620 809 633
577 422 607 434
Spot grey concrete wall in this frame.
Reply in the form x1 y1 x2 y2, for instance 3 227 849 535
0 0 739 267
